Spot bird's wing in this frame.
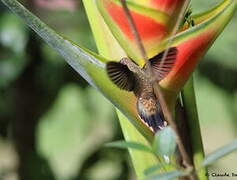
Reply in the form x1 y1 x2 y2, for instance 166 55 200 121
148 47 178 81
106 61 136 91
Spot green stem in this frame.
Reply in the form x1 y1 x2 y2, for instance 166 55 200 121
82 1 160 178
116 110 159 178
182 76 208 180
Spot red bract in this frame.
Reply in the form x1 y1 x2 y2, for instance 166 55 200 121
83 0 237 138
161 31 214 92
107 2 166 41
97 0 237 95
97 0 188 64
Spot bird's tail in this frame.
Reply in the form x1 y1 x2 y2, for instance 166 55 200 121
137 101 166 132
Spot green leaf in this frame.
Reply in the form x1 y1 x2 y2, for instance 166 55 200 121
83 1 163 178
144 163 171 176
182 77 207 180
153 127 177 158
82 0 126 60
0 12 27 52
202 139 237 167
0 0 105 83
1 0 154 142
145 170 185 180
37 85 114 179
116 111 163 178
160 0 237 92
181 0 232 30
105 140 153 153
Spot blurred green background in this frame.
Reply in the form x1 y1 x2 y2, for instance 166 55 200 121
0 0 237 180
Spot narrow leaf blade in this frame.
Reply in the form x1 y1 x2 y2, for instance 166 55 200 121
146 170 185 180
180 0 231 31
202 140 237 167
106 140 153 153
144 163 171 176
160 0 237 92
1 0 154 142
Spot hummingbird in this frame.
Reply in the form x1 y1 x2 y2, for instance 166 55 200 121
106 47 178 132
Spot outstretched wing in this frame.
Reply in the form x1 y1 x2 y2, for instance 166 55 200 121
106 61 136 91
148 47 178 81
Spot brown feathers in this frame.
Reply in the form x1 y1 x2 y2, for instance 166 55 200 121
106 61 135 91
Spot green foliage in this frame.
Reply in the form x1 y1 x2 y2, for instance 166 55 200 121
145 170 185 180
181 7 195 27
0 0 237 179
106 129 181 178
0 12 27 52
0 12 27 88
202 139 237 166
106 141 153 153
37 85 115 179
143 164 171 176
153 127 177 158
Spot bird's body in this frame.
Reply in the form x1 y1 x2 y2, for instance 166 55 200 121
106 47 177 132
120 58 165 132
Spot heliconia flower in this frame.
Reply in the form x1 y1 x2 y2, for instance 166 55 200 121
96 0 237 106
96 0 188 65
2 0 236 142
159 0 237 93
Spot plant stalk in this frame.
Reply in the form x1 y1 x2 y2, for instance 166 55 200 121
119 0 194 175
82 1 161 178
181 76 208 180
